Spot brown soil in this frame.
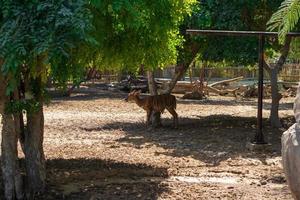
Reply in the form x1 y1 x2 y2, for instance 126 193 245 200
0 83 296 199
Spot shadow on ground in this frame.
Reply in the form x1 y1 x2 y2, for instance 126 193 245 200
49 85 128 102
0 159 169 200
94 115 295 167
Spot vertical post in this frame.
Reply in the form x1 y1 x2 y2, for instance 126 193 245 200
252 34 266 144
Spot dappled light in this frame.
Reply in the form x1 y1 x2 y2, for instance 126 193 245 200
5 85 290 199
1 0 299 199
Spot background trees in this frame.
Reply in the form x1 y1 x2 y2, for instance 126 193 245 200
186 0 294 128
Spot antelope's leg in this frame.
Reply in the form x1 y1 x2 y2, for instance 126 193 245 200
167 107 178 128
146 110 152 126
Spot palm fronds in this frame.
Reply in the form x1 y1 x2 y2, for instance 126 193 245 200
267 0 300 43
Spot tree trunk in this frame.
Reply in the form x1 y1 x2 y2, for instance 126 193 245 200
198 61 206 99
263 37 291 128
23 56 46 197
163 33 200 94
139 64 145 76
199 62 204 83
147 71 158 95
0 59 5 113
269 67 282 127
14 89 25 152
0 60 24 200
24 106 46 198
147 71 161 128
164 57 197 94
1 114 24 200
14 113 25 152
188 66 193 84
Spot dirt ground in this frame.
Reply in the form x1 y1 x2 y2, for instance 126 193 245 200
0 83 297 199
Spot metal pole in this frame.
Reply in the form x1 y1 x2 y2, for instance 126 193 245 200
186 29 300 37
252 34 266 144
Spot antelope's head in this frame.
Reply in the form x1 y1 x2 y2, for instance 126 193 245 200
125 90 141 102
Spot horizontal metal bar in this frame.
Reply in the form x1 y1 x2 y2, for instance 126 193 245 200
186 29 300 37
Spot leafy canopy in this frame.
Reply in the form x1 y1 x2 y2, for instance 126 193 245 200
0 0 93 92
0 0 197 92
90 0 197 72
268 0 300 43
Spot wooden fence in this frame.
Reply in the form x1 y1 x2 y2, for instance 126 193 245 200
279 64 300 82
154 64 300 83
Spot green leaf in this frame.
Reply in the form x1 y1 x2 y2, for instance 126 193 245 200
267 0 300 43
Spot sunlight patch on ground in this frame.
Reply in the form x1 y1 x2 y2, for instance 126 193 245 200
169 175 238 184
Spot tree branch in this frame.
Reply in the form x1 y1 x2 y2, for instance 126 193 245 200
263 36 291 72
277 36 292 71
164 57 197 94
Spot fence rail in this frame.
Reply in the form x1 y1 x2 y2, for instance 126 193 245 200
154 64 300 83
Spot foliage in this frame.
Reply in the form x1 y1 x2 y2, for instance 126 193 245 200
186 0 282 65
0 0 94 93
289 38 300 61
0 0 197 92
267 0 300 43
5 99 41 115
90 0 197 72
